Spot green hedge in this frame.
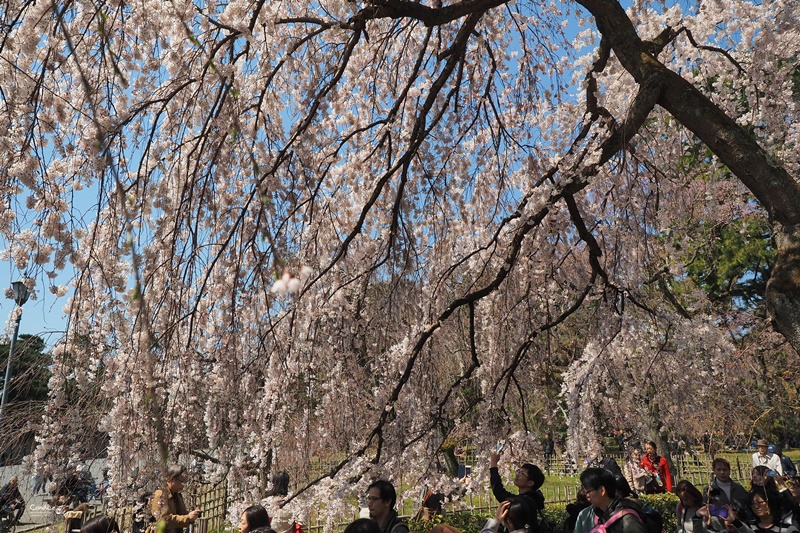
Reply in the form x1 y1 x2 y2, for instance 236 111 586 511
639 493 680 533
407 493 680 533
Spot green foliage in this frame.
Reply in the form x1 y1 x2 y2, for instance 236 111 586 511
407 509 492 533
542 502 569 532
0 334 50 402
638 493 679 533
682 214 773 311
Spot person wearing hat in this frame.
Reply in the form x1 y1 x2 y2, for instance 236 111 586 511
751 439 784 475
151 465 202 533
488 447 546 533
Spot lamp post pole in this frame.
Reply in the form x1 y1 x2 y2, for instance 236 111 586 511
0 280 31 423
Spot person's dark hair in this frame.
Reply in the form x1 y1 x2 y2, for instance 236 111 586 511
265 472 290 497
422 492 444 513
580 468 616 496
519 463 545 490
712 458 730 470
166 465 187 481
749 486 782 519
243 505 271 532
646 441 657 451
615 476 633 498
752 465 769 477
505 497 537 532
368 480 397 508
751 466 779 491
343 519 381 533
675 480 703 507
81 516 120 533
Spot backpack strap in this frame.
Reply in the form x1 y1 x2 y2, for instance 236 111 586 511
590 509 643 533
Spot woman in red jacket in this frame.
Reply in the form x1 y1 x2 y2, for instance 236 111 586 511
640 441 673 493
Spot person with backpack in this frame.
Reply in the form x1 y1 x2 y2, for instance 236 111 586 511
580 468 648 533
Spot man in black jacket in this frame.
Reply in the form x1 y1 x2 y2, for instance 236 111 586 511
489 448 546 521
705 458 748 510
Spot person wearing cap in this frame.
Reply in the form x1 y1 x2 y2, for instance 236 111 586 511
488 447 545 532
752 439 784 475
151 465 202 533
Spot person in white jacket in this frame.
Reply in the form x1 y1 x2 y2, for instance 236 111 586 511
752 440 784 475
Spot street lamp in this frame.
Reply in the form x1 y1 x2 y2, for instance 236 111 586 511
0 280 31 422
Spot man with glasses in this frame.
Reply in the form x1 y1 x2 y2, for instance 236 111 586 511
488 447 546 525
579 468 647 533
365 480 408 533
151 465 202 533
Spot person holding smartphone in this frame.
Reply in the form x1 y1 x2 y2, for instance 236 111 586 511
489 444 546 529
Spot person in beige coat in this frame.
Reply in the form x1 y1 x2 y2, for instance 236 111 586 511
151 466 202 533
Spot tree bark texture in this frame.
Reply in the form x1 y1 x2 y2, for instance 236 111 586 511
575 0 800 353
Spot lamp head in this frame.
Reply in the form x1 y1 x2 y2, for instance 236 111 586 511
10 280 30 306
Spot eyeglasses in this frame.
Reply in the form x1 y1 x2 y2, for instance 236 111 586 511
583 487 597 494
365 496 382 503
751 500 768 509
516 469 529 479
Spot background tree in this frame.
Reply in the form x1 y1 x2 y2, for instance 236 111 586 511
0 334 50 462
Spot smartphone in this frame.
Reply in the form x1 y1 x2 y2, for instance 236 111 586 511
708 505 728 519
766 470 779 477
496 441 505 452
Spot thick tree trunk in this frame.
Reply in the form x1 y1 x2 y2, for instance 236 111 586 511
576 0 800 354
765 224 800 351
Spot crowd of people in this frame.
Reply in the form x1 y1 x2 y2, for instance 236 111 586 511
3 439 800 533
324 439 800 533
528 440 800 533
